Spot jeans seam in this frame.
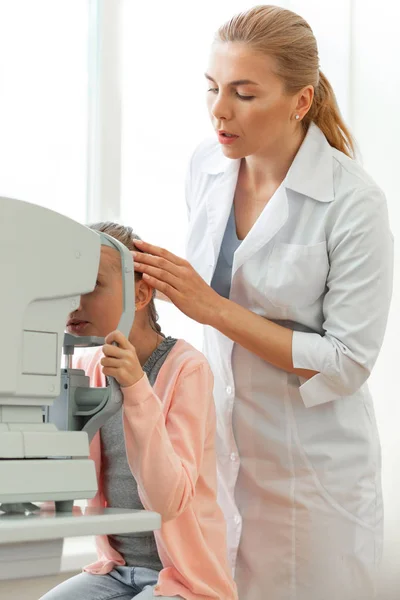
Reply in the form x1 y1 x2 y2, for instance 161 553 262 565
130 567 142 595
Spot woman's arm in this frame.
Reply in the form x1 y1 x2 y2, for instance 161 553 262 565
133 183 393 407
210 296 317 379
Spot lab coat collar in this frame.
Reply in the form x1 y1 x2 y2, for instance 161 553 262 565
201 123 334 203
284 123 334 203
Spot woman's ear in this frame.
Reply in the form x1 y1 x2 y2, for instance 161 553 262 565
294 85 314 119
135 278 154 312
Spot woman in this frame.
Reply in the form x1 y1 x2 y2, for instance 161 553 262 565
133 6 393 600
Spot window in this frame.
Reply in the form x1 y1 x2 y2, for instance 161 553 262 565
0 0 89 222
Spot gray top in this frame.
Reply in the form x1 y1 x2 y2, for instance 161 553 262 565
101 336 177 571
210 204 242 299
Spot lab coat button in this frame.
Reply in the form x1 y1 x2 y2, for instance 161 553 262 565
230 453 237 462
234 515 241 525
226 386 233 395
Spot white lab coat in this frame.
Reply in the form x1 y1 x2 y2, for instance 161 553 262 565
185 123 393 600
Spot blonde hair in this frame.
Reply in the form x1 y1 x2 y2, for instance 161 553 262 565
217 5 354 157
90 221 162 335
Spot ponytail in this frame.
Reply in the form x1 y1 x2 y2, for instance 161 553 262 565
305 71 354 158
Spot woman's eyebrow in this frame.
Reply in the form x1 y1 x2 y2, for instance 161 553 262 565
204 73 259 86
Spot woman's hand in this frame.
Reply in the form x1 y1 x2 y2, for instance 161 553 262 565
132 240 224 325
132 245 318 382
101 330 144 388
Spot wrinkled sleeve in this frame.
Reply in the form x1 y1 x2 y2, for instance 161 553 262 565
122 361 214 522
292 185 393 408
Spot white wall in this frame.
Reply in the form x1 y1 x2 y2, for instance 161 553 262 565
0 0 89 222
351 2 400 597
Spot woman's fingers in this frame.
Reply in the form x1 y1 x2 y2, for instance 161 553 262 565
133 252 182 278
134 262 181 290
132 240 221 325
133 240 186 267
139 273 178 299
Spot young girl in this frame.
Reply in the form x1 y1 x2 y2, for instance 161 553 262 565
41 222 237 600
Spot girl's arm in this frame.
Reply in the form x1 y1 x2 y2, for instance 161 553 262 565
101 331 215 522
121 360 214 522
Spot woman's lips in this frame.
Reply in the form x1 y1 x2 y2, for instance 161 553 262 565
217 131 239 145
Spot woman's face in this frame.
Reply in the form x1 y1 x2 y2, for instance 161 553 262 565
206 41 302 159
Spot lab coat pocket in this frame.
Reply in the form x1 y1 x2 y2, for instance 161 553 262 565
266 241 329 308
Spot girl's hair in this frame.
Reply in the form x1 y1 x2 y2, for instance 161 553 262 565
217 5 355 157
90 221 162 335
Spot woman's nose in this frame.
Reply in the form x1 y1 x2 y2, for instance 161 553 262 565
211 93 233 122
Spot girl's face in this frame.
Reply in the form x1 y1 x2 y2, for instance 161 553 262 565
206 41 309 159
67 247 123 338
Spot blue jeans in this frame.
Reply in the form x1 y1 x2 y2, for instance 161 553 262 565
39 566 184 599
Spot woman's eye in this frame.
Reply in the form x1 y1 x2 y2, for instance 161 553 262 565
236 93 255 101
207 87 254 101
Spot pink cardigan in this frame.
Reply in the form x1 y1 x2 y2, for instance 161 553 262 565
75 339 237 600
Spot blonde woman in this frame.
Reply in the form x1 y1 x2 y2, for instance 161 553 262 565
133 5 393 600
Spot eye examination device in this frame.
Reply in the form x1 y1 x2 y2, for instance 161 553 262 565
0 197 160 581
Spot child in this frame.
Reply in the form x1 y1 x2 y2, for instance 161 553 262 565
41 222 237 600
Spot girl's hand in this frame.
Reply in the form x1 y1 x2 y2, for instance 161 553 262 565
101 330 144 388
132 240 224 325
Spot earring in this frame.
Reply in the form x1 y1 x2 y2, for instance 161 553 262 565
295 114 300 120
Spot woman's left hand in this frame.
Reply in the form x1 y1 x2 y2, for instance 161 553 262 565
101 330 144 388
133 240 223 325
